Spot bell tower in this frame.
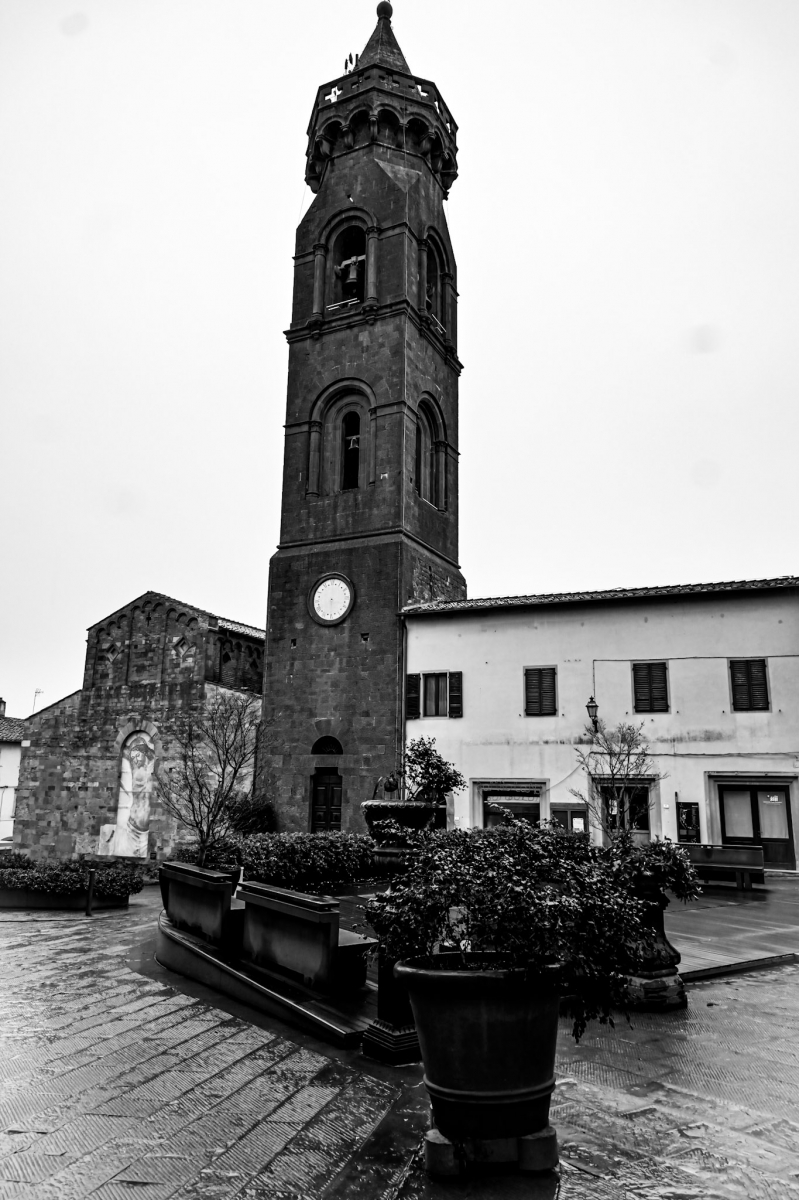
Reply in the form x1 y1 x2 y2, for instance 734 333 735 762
261 2 466 831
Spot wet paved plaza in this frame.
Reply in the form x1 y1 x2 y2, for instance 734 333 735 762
1 887 798 1199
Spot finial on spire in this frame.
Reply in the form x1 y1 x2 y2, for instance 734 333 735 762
376 2 393 19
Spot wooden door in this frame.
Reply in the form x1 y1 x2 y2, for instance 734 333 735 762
310 771 342 832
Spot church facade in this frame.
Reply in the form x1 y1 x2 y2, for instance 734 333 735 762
258 3 467 832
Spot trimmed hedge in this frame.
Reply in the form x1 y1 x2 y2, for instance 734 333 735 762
0 856 144 900
174 832 379 893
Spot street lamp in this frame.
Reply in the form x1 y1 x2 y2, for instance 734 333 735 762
585 696 599 732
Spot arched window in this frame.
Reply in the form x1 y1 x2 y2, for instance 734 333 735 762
311 736 343 755
331 226 366 305
341 411 361 491
426 242 443 327
415 407 437 503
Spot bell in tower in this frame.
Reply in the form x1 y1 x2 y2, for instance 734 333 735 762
260 2 467 832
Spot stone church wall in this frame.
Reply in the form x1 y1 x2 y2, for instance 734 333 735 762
14 593 264 862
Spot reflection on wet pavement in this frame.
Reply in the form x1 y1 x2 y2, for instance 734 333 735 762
1 889 798 1199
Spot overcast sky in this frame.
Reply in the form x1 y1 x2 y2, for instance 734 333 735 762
2 0 798 718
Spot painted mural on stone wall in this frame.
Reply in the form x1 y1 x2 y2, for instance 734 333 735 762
97 732 155 857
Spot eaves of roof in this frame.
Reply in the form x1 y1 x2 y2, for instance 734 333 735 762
402 575 799 617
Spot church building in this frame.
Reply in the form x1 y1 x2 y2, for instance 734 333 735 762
258 2 467 832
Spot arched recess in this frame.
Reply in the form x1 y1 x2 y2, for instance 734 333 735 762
311 736 343 755
318 208 378 312
306 380 378 497
98 719 163 860
414 396 448 510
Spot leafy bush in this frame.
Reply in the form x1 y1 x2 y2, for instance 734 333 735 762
0 858 144 898
175 831 378 893
608 832 700 901
367 820 677 1040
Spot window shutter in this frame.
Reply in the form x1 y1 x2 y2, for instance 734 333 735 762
748 659 769 709
731 659 768 711
525 668 557 716
633 663 668 712
633 663 652 711
406 674 421 720
650 662 668 711
448 671 463 718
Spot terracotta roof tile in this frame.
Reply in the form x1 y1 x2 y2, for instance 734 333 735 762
403 575 799 616
0 717 26 742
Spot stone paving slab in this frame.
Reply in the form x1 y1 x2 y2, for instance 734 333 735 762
4 888 799 1199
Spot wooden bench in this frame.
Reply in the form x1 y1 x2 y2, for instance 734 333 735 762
683 844 765 891
238 880 376 994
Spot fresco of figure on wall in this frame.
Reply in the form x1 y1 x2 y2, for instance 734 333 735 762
97 731 155 857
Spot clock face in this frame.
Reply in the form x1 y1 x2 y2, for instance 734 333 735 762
310 575 354 625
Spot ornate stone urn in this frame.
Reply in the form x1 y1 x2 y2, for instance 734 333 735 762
625 874 686 1009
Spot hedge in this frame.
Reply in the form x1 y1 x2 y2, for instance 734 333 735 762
174 832 379 893
0 856 144 899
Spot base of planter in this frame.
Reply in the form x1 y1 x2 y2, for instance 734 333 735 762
626 969 687 1010
0 889 129 911
424 1124 559 1176
361 1018 421 1065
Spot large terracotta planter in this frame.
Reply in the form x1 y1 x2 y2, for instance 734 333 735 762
395 955 560 1141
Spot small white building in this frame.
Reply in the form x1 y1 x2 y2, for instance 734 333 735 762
0 701 26 846
403 577 799 871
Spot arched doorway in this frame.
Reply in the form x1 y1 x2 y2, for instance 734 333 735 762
310 769 342 832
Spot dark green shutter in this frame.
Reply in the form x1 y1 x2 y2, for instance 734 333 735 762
448 671 463 718
633 662 668 712
525 668 557 716
406 673 421 719
731 659 768 711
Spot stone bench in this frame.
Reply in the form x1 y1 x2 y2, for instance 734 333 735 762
159 862 238 946
238 880 376 994
683 844 765 891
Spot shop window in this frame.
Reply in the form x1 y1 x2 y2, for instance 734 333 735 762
524 667 557 716
633 662 669 713
341 411 361 490
600 784 651 832
730 659 769 711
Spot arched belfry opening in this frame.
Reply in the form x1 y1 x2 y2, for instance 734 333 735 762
341 411 361 490
332 226 366 305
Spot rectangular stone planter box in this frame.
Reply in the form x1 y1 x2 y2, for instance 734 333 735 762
0 889 128 910
238 881 376 994
159 862 235 946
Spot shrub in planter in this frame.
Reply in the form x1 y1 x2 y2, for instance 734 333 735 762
362 739 463 841
367 820 655 1142
177 832 379 893
0 858 144 905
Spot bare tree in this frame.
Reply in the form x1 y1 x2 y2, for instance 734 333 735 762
155 690 261 866
570 719 664 841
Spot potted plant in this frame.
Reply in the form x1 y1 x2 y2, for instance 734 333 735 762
366 818 654 1153
361 738 464 843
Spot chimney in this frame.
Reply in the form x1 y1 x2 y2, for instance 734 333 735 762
0 698 5 718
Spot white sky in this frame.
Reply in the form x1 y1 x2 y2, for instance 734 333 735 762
2 0 798 718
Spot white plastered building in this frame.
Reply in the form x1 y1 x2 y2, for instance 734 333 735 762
403 576 799 870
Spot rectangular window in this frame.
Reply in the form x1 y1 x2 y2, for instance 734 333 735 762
632 661 669 713
730 659 769 711
600 784 651 832
424 672 448 716
407 672 463 718
524 667 557 716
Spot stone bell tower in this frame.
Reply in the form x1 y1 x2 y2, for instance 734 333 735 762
260 1 466 831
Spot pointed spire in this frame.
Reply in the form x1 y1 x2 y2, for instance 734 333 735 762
359 2 411 74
